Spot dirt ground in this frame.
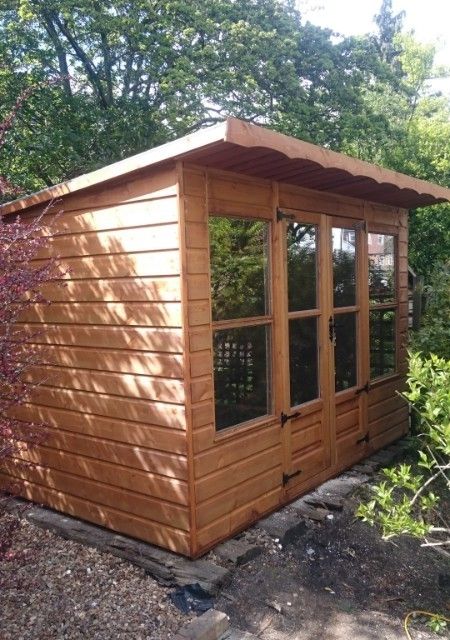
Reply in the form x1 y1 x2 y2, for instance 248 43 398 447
216 494 450 640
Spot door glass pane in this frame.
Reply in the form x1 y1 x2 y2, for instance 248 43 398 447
370 309 396 378
335 312 357 391
287 223 317 311
289 317 319 406
209 217 270 321
213 325 271 430
368 233 396 304
332 227 357 307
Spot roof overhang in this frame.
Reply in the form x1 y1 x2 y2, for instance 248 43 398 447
2 117 450 216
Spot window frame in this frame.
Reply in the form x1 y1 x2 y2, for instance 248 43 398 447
208 212 275 434
368 227 399 382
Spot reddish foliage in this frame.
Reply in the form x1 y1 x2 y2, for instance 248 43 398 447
0 87 66 562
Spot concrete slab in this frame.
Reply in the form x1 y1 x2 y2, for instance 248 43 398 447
214 538 262 566
258 510 307 545
175 609 229 640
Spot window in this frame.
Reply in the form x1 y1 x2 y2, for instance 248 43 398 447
368 233 397 379
209 216 272 431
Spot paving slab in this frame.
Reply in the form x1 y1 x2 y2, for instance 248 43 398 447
291 499 331 522
258 510 307 545
175 609 229 640
7 498 230 595
303 475 365 510
214 538 262 566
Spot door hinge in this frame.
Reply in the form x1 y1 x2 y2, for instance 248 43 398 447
355 381 370 395
281 410 301 428
282 469 302 486
356 432 370 445
276 207 295 222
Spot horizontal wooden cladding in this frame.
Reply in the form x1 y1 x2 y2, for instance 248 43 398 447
368 377 406 405
336 408 359 437
40 346 183 377
195 427 280 478
28 366 185 405
34 250 181 279
291 421 322 454
369 405 409 439
279 182 363 218
196 487 281 553
31 386 186 429
196 465 281 529
39 223 179 260
195 445 282 503
369 394 408 423
20 301 182 328
13 404 188 454
24 325 183 353
12 423 187 480
41 197 179 235
207 169 272 209
6 460 189 531
58 164 178 213
370 421 407 453
1 474 189 555
13 445 188 505
41 277 181 303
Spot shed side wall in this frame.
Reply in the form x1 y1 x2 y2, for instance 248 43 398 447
3 164 191 555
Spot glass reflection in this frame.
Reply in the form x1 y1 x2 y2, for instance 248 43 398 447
213 325 271 430
289 317 319 406
370 309 396 378
209 217 269 321
332 227 356 307
287 223 317 311
369 233 396 304
335 312 357 391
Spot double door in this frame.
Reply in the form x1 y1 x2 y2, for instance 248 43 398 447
279 209 370 490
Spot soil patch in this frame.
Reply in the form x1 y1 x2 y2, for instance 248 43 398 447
216 496 450 640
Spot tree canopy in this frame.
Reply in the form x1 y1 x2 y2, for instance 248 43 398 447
0 0 449 277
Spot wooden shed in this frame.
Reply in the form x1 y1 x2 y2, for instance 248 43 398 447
2 118 450 558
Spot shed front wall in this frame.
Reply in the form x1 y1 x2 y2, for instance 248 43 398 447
3 164 192 555
180 164 409 556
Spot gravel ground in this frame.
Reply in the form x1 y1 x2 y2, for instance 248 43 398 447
0 512 192 640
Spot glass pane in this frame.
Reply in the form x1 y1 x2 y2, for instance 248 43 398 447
370 309 396 379
287 223 317 311
289 317 319 407
332 227 357 307
368 233 396 304
209 217 269 321
335 312 357 391
213 325 271 430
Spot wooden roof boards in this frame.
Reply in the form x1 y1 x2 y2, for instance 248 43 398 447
3 117 450 215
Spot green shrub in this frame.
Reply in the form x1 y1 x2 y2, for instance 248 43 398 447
412 262 450 360
357 352 450 554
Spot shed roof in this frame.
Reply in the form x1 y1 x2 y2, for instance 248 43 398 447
2 117 450 215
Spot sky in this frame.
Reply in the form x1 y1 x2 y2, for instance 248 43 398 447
298 0 450 92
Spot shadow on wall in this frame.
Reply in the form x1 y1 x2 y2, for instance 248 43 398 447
4 175 194 550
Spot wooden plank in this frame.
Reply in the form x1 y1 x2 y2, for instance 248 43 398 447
12 403 187 453
31 386 186 429
184 196 207 222
39 223 179 259
186 249 209 275
188 301 210 327
187 275 210 300
185 222 209 249
40 276 181 303
194 427 280 478
24 325 184 353
279 182 363 219
32 250 181 279
14 446 188 505
6 462 189 530
208 172 272 208
189 328 212 352
3 475 190 555
369 395 407 423
39 346 184 377
20 301 183 328
41 197 179 234
191 378 213 404
195 466 281 529
195 446 282 503
369 405 409 438
27 366 185 404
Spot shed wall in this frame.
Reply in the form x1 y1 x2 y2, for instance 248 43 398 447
3 164 191 555
181 164 409 556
